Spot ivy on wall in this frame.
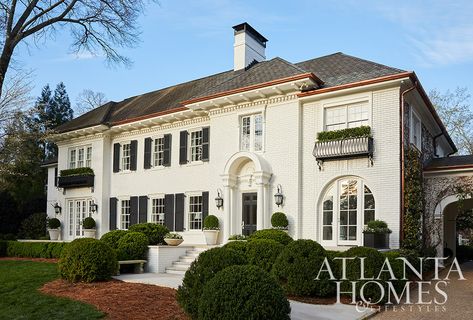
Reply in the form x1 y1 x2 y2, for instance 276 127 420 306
403 147 423 251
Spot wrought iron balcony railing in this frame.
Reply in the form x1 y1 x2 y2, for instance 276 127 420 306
313 136 374 161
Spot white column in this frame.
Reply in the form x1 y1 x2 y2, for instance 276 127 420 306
257 183 264 230
264 184 271 229
223 185 232 242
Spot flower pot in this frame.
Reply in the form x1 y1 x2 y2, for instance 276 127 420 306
363 233 390 249
83 229 96 239
204 230 219 245
164 238 183 246
48 229 60 241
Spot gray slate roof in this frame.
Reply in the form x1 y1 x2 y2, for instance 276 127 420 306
56 52 406 133
425 155 473 170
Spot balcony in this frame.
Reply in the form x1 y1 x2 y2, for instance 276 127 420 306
57 167 94 189
313 136 374 161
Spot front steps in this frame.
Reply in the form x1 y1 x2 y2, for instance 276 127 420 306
165 247 207 275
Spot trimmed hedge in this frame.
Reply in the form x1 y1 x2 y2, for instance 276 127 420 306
128 223 169 245
223 241 248 256
272 239 335 297
18 212 48 239
271 212 289 229
48 218 61 229
6 241 68 258
83 217 96 229
177 247 247 319
246 239 284 272
100 230 128 249
203 215 219 230
248 229 293 245
198 265 291 320
0 240 6 257
317 126 371 142
116 232 149 260
59 238 118 283
60 167 94 177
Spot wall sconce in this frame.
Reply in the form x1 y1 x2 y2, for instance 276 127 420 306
90 201 98 214
274 184 284 207
215 189 224 209
53 202 62 215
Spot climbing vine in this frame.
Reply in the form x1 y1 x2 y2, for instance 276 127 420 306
403 147 423 251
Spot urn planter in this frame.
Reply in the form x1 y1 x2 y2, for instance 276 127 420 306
48 229 60 241
363 233 390 249
164 238 184 246
203 230 219 245
83 229 96 238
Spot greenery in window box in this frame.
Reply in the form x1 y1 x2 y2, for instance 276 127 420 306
47 217 61 229
363 220 392 234
164 232 182 239
60 167 94 177
203 215 219 230
317 126 371 142
271 212 289 230
228 234 248 240
82 217 96 229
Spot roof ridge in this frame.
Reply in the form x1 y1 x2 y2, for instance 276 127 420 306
294 52 344 65
336 52 406 73
273 57 309 74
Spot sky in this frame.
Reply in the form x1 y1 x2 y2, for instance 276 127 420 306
13 0 473 109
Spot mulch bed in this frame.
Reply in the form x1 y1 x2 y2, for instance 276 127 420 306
0 257 58 263
40 279 189 320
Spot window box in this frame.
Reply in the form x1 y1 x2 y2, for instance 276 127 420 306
363 233 390 249
313 136 373 161
57 168 94 189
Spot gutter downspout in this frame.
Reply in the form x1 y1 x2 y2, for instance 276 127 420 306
400 82 417 246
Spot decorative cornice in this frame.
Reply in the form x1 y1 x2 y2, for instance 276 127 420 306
208 94 297 116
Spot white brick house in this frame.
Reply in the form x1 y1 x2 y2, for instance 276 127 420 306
44 22 470 251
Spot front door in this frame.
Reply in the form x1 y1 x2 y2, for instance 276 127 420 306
242 193 257 236
67 199 92 238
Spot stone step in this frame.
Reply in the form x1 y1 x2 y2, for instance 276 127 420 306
165 267 186 275
181 252 199 258
179 256 196 263
173 261 192 267
168 264 190 271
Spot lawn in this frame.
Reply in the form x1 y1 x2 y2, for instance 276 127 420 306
0 260 104 319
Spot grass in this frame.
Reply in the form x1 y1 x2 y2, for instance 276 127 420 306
0 260 104 319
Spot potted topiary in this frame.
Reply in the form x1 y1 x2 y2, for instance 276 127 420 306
82 217 96 238
48 218 61 240
363 220 392 249
203 215 220 245
271 212 289 232
164 233 183 246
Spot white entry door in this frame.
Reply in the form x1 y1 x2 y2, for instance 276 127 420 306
67 199 92 238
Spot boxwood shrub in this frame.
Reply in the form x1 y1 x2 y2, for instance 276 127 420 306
60 167 94 177
82 217 96 229
116 232 149 260
203 215 219 230
6 241 68 258
0 240 7 257
198 265 291 320
271 212 289 229
59 238 118 282
177 247 247 319
48 218 61 229
317 126 371 142
128 223 169 245
223 240 248 255
100 230 128 249
272 239 335 297
248 229 293 245
246 239 284 272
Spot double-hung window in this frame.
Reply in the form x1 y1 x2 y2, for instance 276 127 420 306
189 195 203 230
240 113 263 151
151 197 165 225
411 110 422 149
325 102 369 131
120 199 130 230
153 137 165 167
121 143 131 171
190 130 203 162
68 145 92 169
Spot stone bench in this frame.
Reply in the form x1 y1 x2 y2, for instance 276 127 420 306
117 260 147 275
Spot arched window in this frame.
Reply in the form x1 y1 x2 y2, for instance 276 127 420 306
320 178 375 245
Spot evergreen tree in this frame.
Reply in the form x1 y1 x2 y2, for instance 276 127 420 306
31 84 52 157
49 82 74 128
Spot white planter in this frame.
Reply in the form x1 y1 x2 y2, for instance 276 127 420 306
164 238 184 246
84 229 96 238
204 230 219 245
48 229 60 240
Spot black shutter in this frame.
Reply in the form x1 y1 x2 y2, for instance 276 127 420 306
164 194 175 231
179 131 188 165
163 134 172 167
130 140 138 171
139 196 148 223
202 127 210 162
113 143 120 172
54 167 58 187
130 196 138 226
202 191 209 228
144 138 152 169
109 197 118 230
175 193 185 231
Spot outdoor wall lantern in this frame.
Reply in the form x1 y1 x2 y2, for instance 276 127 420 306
215 189 224 209
90 201 98 214
274 184 284 207
53 202 62 215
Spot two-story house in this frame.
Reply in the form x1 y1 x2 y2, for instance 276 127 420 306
44 23 473 253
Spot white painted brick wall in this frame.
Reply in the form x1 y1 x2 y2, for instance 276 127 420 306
147 246 191 273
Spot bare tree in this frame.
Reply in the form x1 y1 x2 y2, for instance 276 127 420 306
75 89 106 116
429 87 473 155
0 0 158 96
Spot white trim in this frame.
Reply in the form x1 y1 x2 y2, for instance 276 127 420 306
410 108 422 149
